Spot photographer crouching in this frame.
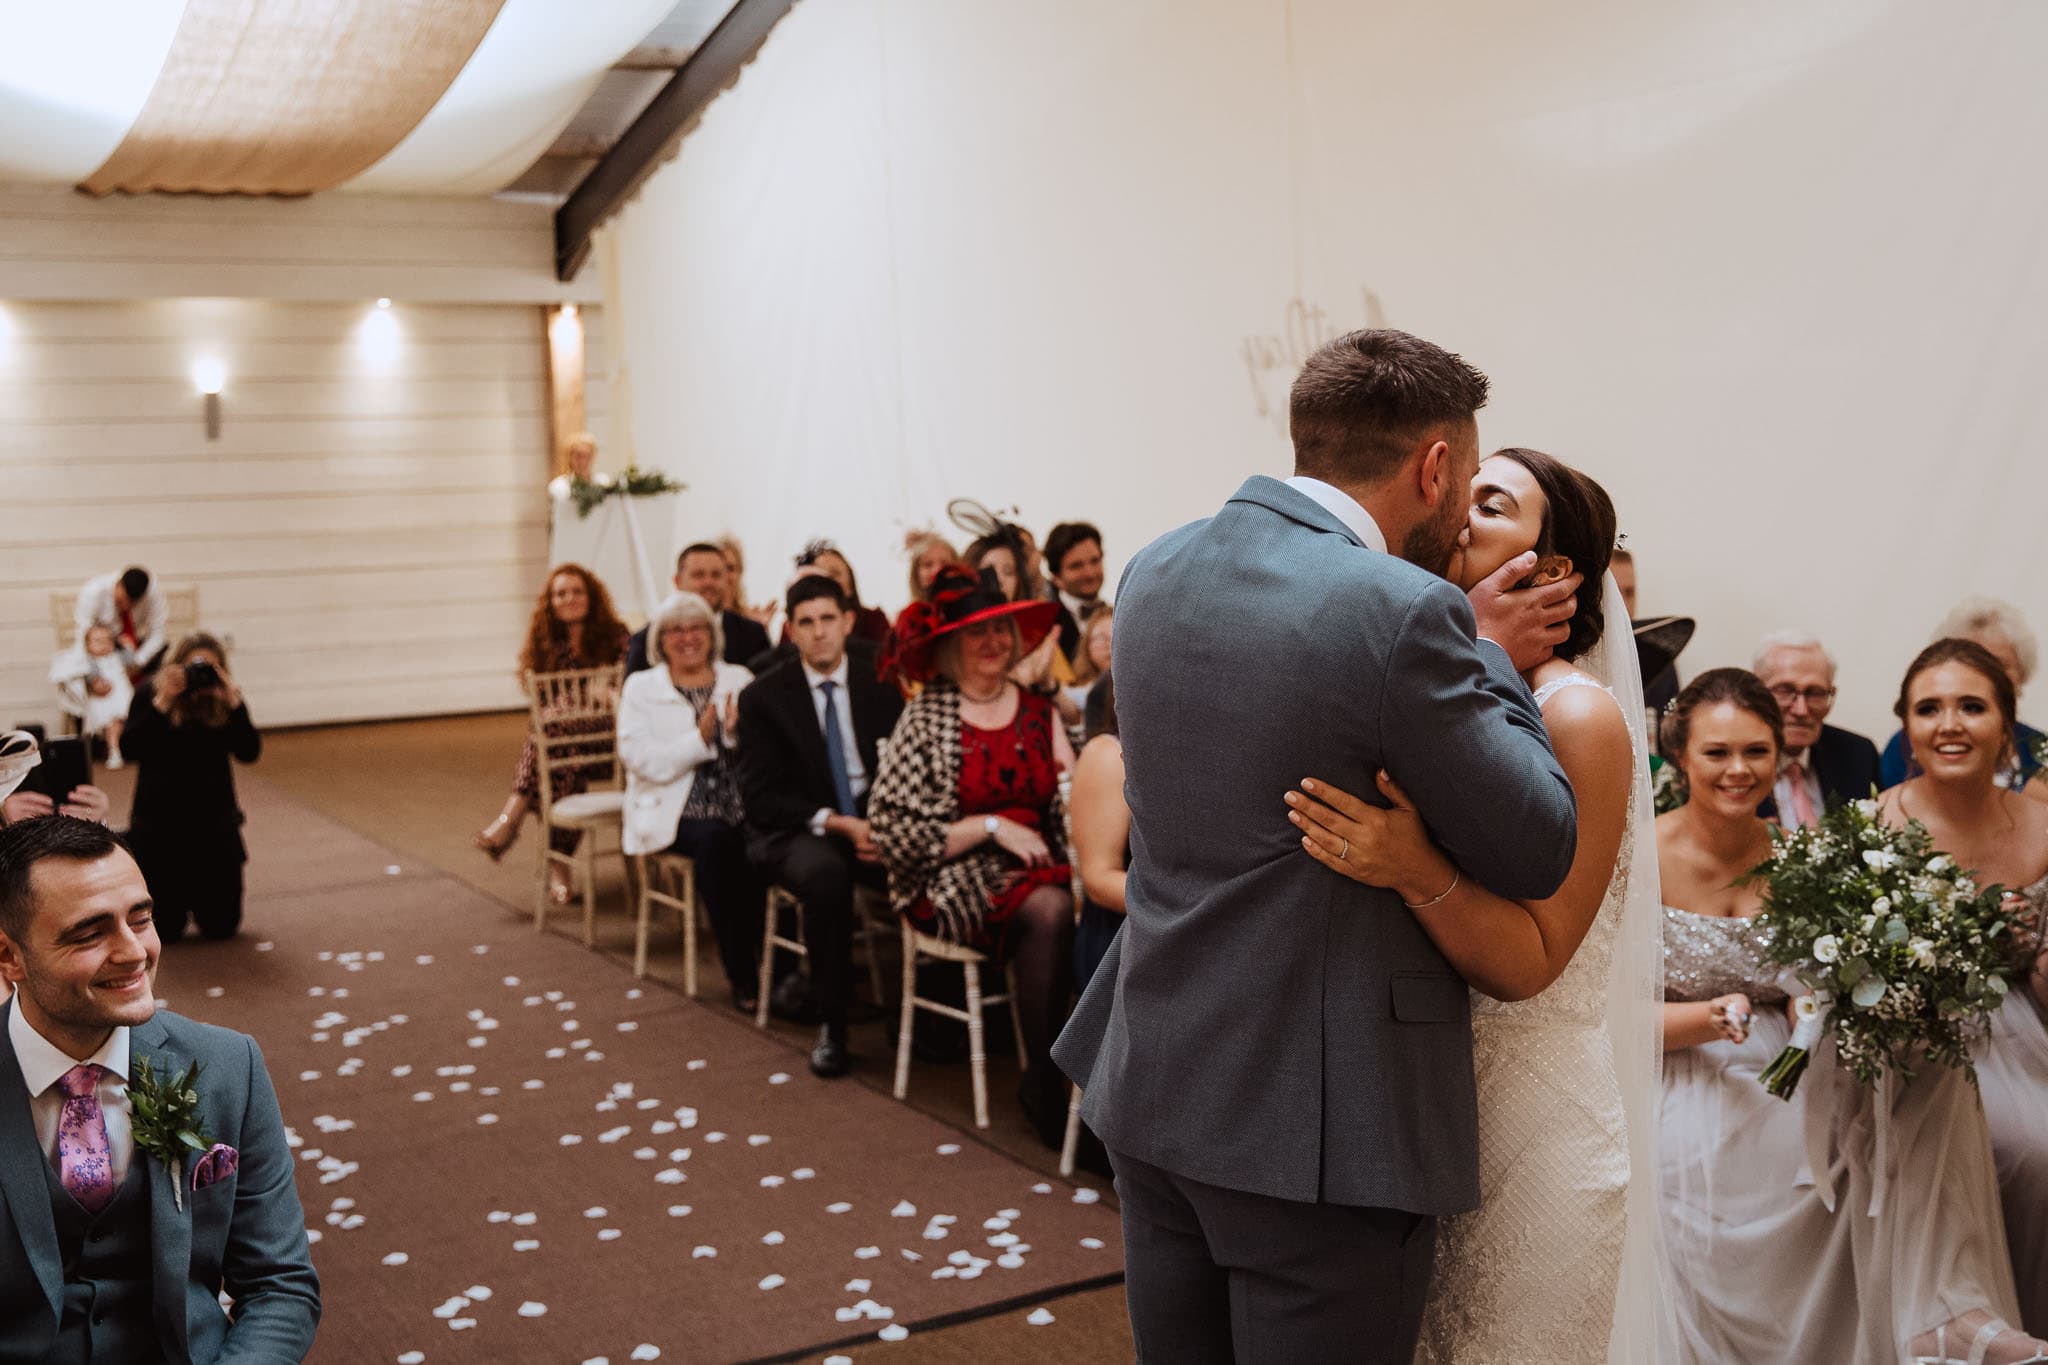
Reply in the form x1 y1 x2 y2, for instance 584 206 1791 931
122 632 262 941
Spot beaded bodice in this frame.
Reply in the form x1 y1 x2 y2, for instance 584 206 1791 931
1662 906 1783 1004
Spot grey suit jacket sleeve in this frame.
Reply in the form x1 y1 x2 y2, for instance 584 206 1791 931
1378 579 1578 901
216 1035 319 1363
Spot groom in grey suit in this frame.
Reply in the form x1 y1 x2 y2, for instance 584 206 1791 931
1054 329 1581 1362
0 816 319 1364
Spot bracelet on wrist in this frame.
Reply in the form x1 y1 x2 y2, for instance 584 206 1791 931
1403 868 1460 910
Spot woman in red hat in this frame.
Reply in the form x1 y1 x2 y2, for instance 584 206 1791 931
870 563 1077 1146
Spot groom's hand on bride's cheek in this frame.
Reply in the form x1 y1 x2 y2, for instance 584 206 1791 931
1470 553 1581 673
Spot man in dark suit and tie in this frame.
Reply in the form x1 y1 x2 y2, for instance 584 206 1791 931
736 576 904 1078
0 816 319 1364
625 543 772 672
1055 329 1580 1361
1753 630 1883 825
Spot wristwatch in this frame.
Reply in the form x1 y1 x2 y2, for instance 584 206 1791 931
983 815 1000 841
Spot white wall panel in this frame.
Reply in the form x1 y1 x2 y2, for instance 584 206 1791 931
604 0 2048 741
0 299 608 731
0 189 600 304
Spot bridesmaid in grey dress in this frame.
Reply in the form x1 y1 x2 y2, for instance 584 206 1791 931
1661 668 2044 1364
1878 639 2048 1337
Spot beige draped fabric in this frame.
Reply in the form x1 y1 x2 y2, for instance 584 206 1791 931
79 0 507 197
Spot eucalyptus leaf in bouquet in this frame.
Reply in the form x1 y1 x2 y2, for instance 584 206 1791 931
1754 797 2022 1098
570 465 685 519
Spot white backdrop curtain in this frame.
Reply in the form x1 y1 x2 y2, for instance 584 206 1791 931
602 0 2048 738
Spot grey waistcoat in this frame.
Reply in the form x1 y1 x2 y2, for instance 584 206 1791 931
44 1157 161 1365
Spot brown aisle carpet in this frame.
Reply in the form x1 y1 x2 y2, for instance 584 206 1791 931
146 770 1127 1364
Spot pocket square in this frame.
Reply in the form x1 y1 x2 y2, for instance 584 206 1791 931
191 1143 239 1190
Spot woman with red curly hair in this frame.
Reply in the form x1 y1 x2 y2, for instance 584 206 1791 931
474 564 630 903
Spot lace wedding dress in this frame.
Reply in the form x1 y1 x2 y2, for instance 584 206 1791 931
1415 673 1639 1364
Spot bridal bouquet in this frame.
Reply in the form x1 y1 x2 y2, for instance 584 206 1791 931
1754 799 2019 1098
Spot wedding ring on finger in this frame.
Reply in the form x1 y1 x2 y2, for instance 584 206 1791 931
1339 838 1349 861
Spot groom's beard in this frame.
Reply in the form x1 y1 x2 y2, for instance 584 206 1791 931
1399 500 1466 579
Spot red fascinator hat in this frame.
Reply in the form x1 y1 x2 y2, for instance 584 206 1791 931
881 564 1059 685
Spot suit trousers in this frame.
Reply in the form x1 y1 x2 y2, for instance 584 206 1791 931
752 831 882 1031
668 817 764 997
1110 1146 1437 1365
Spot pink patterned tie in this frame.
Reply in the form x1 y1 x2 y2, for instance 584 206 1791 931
1783 760 1818 829
56 1064 116 1214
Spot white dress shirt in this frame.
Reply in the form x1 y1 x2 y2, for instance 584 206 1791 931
1057 586 1101 626
75 571 169 668
1283 476 1391 553
804 655 869 836
1282 474 1520 672
9 1004 135 1186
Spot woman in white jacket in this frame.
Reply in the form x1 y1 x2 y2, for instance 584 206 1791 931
618 591 762 1008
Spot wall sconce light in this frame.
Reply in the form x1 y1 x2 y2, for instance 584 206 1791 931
192 356 225 440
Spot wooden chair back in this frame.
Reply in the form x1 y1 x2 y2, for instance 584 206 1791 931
51 586 202 651
522 663 627 809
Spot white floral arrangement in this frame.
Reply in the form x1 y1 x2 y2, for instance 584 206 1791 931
1755 797 2027 1098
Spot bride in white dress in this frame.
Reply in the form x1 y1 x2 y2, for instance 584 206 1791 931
1289 449 1668 1364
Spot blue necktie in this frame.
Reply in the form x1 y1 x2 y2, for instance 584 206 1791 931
819 680 858 816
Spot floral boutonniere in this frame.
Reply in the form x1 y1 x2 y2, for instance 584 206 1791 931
129 1056 212 1211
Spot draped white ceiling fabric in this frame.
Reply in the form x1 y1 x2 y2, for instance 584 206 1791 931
0 0 683 195
602 0 2048 740
80 0 509 197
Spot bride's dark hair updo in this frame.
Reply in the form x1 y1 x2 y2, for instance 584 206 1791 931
1661 667 1784 758
1490 448 1617 662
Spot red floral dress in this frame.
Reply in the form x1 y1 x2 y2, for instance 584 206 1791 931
907 690 1071 952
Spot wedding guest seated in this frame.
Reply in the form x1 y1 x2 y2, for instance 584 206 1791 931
1659 667 2045 1362
1069 671 1126 996
720 534 779 627
1611 546 1679 711
1751 629 1882 826
74 566 167 682
0 736 111 829
49 625 133 767
1878 638 2048 1333
472 564 631 905
1042 522 1107 664
870 564 1076 1146
0 816 321 1362
122 634 262 942
1061 605 1113 745
793 540 892 645
618 592 762 1009
736 576 904 1075
903 530 959 604
625 544 772 673
1880 597 2043 792
966 529 1074 702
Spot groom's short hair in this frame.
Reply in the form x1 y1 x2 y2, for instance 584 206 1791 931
1289 329 1490 485
0 815 126 941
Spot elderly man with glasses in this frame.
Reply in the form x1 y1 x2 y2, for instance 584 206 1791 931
1751 630 1883 826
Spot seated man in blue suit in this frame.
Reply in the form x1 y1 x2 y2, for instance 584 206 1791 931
0 815 319 1364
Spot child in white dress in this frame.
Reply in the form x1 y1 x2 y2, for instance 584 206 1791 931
51 623 135 765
